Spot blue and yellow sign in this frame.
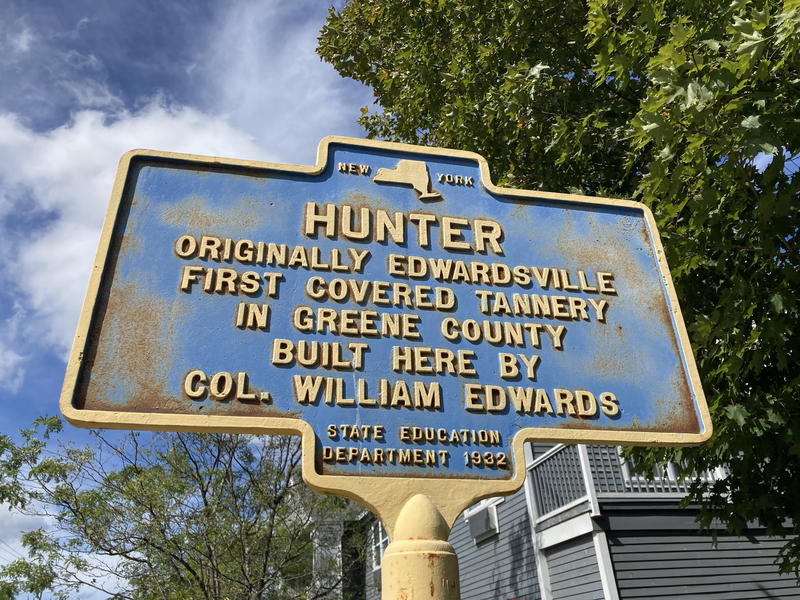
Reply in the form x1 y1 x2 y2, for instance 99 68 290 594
61 137 710 512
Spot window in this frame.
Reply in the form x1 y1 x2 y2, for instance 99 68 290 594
370 520 389 571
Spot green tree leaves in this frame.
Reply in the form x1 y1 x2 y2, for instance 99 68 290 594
0 423 355 599
319 0 800 574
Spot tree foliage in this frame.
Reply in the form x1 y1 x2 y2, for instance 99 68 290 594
0 418 354 599
319 0 800 573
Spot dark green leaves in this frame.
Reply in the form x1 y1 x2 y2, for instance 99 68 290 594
319 0 800 575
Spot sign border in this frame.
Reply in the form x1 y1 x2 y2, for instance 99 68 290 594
60 136 712 533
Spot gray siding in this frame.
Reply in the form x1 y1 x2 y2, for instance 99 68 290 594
609 532 800 599
364 568 380 600
450 485 540 600
547 534 604 600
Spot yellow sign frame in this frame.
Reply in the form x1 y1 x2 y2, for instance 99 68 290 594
61 135 711 537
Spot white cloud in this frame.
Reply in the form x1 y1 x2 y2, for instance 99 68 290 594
8 27 34 53
198 0 371 164
0 0 369 390
0 504 47 563
59 77 125 113
0 17 125 124
0 303 26 393
0 102 270 359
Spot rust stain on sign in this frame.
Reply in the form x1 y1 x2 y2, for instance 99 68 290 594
78 282 180 413
161 193 271 232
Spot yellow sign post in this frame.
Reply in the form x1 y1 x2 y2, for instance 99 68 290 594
61 137 710 599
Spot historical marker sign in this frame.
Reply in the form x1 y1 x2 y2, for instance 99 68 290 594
61 137 710 519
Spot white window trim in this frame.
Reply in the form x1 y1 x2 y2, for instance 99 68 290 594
369 520 389 572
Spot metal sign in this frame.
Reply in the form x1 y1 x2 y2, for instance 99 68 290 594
61 137 710 527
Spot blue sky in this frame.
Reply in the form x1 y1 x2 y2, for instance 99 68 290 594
0 0 370 420
0 0 369 585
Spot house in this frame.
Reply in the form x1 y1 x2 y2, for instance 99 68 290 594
348 443 799 599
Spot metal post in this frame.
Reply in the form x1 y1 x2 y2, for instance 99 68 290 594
381 494 460 600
